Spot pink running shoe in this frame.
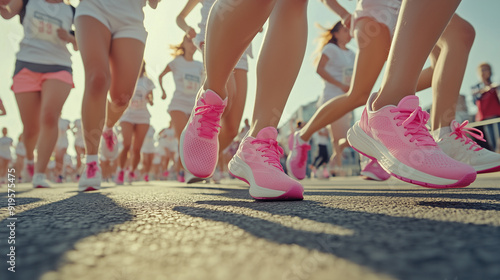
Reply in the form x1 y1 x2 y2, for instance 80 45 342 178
78 161 102 192
360 159 391 181
286 131 311 180
116 170 124 185
434 120 500 174
180 90 227 178
177 172 185 183
127 171 136 184
103 129 117 151
347 94 476 188
228 127 304 200
144 174 149 182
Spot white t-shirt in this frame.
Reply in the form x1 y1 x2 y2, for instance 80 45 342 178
318 43 355 104
0 136 13 159
125 76 155 112
169 56 204 98
17 0 74 67
58 118 70 140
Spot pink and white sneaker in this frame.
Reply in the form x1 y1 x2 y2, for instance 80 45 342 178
127 171 136 184
116 170 124 185
434 120 500 174
286 131 311 180
27 163 35 177
144 174 149 182
101 129 118 159
228 127 304 200
360 157 390 181
32 173 51 188
347 94 476 188
180 89 227 178
78 161 102 192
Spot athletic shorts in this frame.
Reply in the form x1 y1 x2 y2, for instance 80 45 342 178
75 0 147 44
352 0 401 38
12 68 74 94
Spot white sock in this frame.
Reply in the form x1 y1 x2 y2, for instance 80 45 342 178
26 159 34 164
86 155 99 163
431 127 452 140
33 173 45 179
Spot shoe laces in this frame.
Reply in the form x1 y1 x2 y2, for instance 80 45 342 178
86 162 98 178
450 120 484 151
103 130 116 151
252 138 284 171
195 99 225 139
390 106 436 146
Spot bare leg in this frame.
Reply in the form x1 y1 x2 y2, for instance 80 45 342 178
130 124 149 172
76 16 112 156
106 39 145 128
37 79 71 173
15 92 41 162
204 0 276 98
118 122 133 169
373 0 461 110
249 0 308 136
299 18 390 141
169 110 189 173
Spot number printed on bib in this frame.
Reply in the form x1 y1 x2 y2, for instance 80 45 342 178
31 11 63 44
184 74 201 95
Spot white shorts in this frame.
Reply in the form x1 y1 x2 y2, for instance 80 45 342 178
0 151 11 160
141 139 155 154
75 0 148 44
16 144 26 157
352 0 401 38
56 137 69 150
235 54 248 71
75 137 85 148
120 110 151 125
167 96 195 115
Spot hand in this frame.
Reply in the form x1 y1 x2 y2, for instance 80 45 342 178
340 84 349 93
341 13 352 29
148 0 160 9
186 27 196 39
161 91 167 100
57 28 71 42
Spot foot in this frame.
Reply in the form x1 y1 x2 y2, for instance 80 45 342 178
228 127 304 200
116 170 124 185
185 170 205 184
360 159 390 181
144 174 149 182
32 173 51 188
180 89 227 178
127 171 136 184
101 129 119 160
286 131 311 180
347 94 476 188
78 161 102 192
435 120 500 174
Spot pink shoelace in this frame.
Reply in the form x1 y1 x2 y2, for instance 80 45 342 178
391 106 436 146
297 143 311 167
86 162 98 178
252 138 284 171
450 120 484 151
195 100 225 139
27 164 34 177
103 130 116 151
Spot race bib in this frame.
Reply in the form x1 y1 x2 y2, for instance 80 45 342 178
129 94 147 110
31 11 63 45
183 73 201 95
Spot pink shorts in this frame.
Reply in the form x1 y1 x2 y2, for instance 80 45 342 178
11 68 74 94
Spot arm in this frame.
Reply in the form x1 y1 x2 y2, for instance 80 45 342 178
316 54 349 93
148 0 161 9
0 99 6 116
57 29 78 51
158 64 172 100
321 0 351 28
176 0 199 38
146 91 154 106
0 0 23 20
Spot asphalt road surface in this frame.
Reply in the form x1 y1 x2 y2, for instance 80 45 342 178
1 173 499 280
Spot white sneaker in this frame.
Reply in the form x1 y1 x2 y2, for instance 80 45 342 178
78 162 102 192
435 120 500 174
100 130 119 160
212 169 221 184
185 170 205 184
33 174 51 188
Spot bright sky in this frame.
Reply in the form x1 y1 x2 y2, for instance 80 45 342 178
1 0 500 153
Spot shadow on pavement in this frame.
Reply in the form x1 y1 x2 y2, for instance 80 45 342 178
0 192 133 280
174 197 500 280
